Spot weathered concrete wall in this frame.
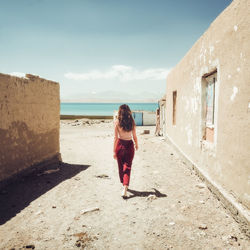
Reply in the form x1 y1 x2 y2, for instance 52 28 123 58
165 0 250 211
143 111 155 126
0 73 60 183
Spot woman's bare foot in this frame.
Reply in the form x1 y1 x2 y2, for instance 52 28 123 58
121 185 128 198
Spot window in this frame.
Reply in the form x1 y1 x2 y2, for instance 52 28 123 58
202 70 217 143
173 91 177 125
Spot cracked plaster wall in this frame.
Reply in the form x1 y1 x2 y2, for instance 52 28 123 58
0 73 60 182
165 0 250 209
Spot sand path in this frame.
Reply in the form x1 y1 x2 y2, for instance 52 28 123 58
0 120 249 249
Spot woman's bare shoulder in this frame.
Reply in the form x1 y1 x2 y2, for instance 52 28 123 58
114 119 119 127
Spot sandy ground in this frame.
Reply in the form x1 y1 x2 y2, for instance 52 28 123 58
0 119 249 250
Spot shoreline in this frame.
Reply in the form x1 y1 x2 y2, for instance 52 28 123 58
60 115 113 120
60 101 159 104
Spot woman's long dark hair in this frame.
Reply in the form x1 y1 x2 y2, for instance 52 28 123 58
118 104 135 132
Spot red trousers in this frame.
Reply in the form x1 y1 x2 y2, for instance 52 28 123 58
115 139 134 186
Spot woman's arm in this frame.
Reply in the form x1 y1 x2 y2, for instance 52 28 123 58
113 121 119 159
132 125 138 150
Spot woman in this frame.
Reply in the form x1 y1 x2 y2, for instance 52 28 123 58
113 104 138 198
155 108 160 136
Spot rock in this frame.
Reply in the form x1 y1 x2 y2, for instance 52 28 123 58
95 174 109 179
196 183 206 189
52 205 56 208
199 200 205 204
230 235 238 242
25 245 35 249
198 224 207 230
74 177 81 181
35 210 42 216
37 168 60 176
26 74 39 79
146 194 157 201
81 207 100 215
75 241 81 247
169 222 175 226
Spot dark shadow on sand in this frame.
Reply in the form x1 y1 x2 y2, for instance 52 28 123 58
0 162 90 225
126 188 167 200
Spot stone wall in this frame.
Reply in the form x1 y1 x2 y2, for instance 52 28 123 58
0 73 60 183
165 0 250 212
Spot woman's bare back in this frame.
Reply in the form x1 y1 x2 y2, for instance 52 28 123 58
115 120 133 140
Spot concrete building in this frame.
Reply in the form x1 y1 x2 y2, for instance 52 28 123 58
165 0 250 231
0 73 61 185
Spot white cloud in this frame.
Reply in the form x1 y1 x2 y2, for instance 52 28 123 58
9 72 26 78
64 65 171 81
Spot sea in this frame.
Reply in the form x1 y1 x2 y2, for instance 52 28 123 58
60 103 158 116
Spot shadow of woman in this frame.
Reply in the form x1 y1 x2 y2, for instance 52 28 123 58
126 188 167 200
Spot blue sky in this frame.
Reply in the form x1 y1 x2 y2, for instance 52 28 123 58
0 0 232 102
